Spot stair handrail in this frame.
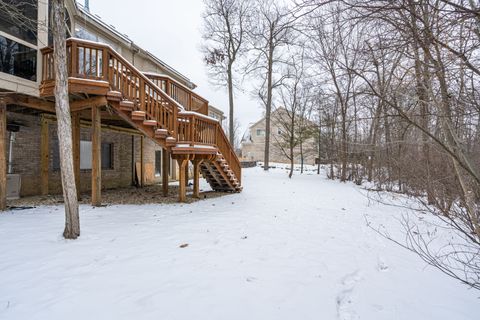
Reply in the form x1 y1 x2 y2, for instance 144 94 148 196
145 73 209 115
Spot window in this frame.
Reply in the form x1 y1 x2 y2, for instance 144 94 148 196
0 0 38 44
277 128 282 135
74 25 120 52
101 143 113 170
53 140 113 170
155 150 162 177
0 35 37 81
47 2 72 47
209 112 220 120
256 129 265 137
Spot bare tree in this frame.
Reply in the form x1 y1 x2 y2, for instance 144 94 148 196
313 0 480 289
307 4 361 181
52 0 79 239
202 0 250 144
247 0 297 171
273 53 306 178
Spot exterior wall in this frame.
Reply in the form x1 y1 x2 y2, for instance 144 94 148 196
241 110 317 165
133 136 177 185
5 112 135 196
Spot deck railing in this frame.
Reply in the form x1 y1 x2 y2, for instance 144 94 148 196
145 74 209 115
40 38 240 183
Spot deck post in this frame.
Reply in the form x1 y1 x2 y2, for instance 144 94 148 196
184 161 189 188
91 105 101 206
40 115 49 195
0 100 6 210
193 159 202 198
140 135 145 187
72 113 81 197
162 148 169 196
177 158 188 202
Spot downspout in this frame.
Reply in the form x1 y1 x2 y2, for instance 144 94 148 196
8 131 15 174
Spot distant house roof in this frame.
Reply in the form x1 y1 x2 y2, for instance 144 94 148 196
208 105 226 120
247 107 288 129
73 1 196 89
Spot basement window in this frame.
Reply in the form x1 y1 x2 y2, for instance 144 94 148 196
53 140 113 170
155 150 161 177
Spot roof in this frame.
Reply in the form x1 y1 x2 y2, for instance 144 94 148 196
208 104 226 119
73 1 196 89
248 107 315 129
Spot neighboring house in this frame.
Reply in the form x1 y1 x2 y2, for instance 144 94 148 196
208 105 226 126
241 108 317 165
0 0 240 206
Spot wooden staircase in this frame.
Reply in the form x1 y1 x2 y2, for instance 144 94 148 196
40 38 241 193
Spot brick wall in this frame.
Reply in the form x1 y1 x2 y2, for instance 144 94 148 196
6 112 135 196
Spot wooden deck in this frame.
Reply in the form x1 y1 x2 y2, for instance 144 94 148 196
7 38 242 205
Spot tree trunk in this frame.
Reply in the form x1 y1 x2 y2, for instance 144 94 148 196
340 107 347 182
263 38 274 171
52 0 79 239
288 114 295 179
317 111 321 175
300 139 304 174
227 63 235 145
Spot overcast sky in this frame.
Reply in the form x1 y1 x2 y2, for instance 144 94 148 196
86 0 261 135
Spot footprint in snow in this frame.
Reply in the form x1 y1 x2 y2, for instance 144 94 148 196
377 260 389 272
336 270 362 320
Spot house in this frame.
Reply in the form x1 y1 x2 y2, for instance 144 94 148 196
0 0 241 208
241 108 317 165
208 105 226 126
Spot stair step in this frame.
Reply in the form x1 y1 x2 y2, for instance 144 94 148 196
143 119 157 126
107 91 122 101
119 100 134 111
165 136 176 146
131 111 146 121
155 129 168 138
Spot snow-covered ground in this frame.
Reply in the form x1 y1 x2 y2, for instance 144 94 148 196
0 166 478 319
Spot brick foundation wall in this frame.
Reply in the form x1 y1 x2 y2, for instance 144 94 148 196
6 112 135 197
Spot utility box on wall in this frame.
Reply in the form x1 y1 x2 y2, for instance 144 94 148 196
7 174 21 200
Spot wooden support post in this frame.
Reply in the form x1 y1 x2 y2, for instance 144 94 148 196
140 135 145 187
162 148 169 196
184 161 189 188
193 159 202 198
72 113 80 197
91 106 101 206
177 158 188 202
40 115 49 195
0 101 6 210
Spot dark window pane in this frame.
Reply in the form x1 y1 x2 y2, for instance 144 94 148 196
0 35 37 81
155 150 162 176
52 138 60 171
0 0 37 44
101 143 112 170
